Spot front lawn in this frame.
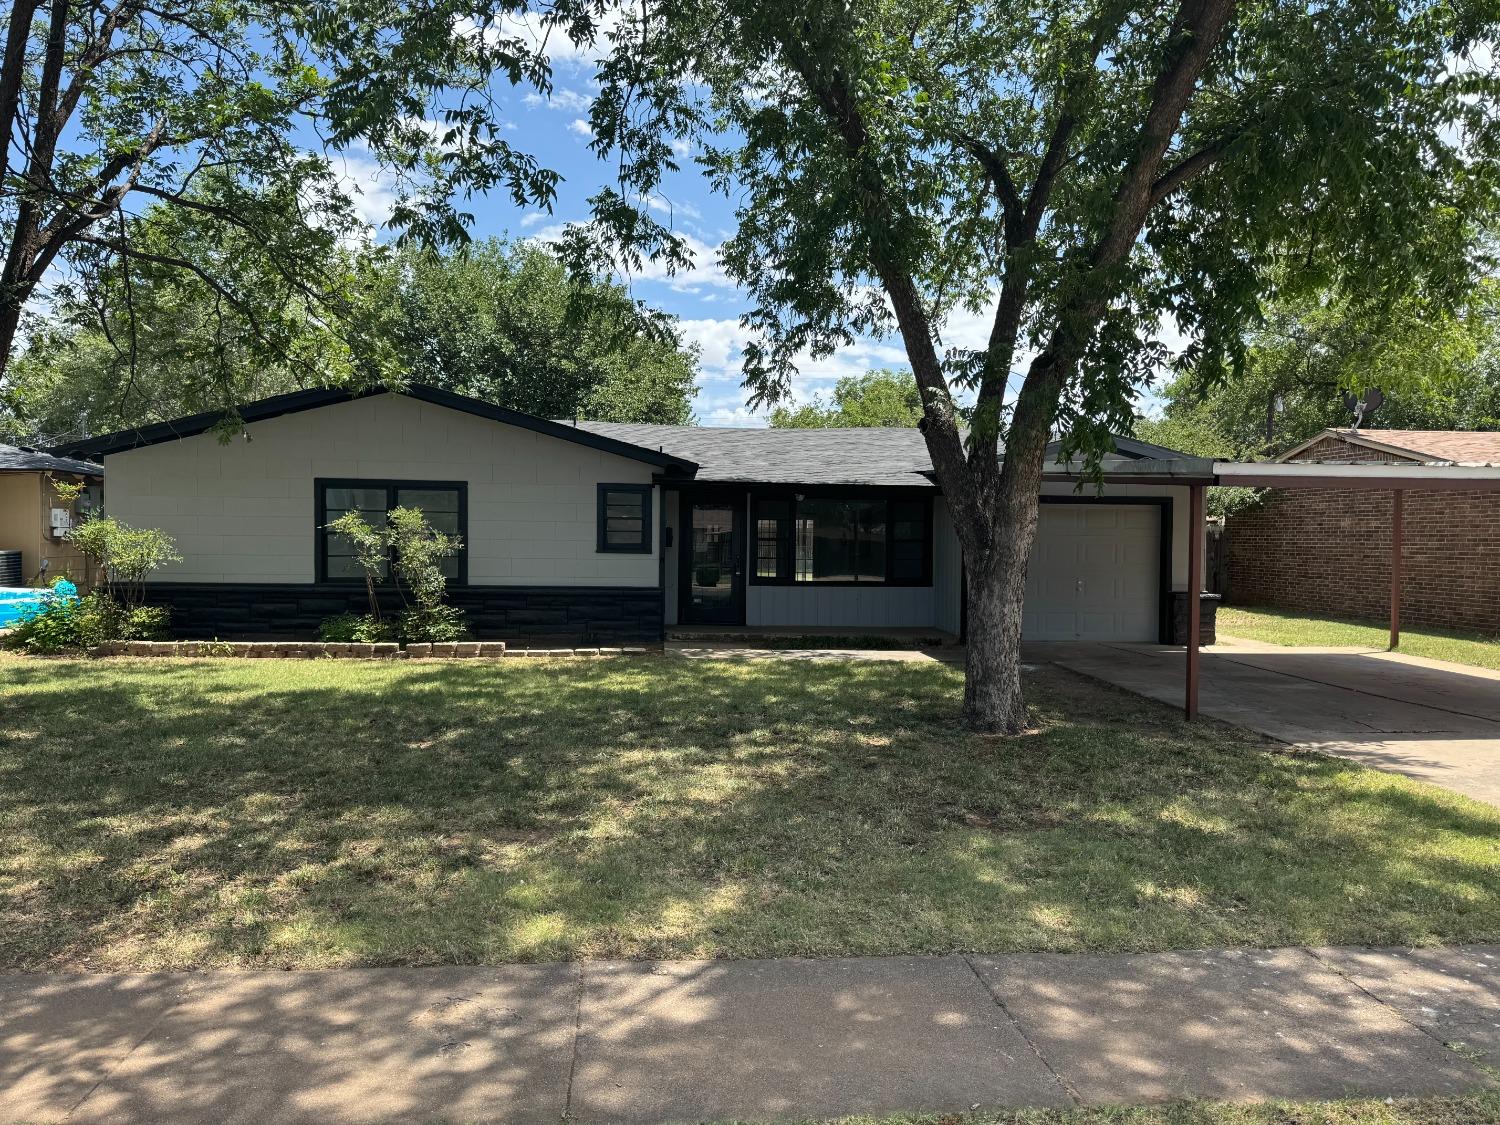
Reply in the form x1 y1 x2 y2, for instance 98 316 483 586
3 652 1498 970
1217 606 1500 671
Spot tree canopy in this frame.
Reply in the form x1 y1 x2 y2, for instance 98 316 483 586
390 239 697 425
0 0 582 387
1137 285 1500 463
768 369 923 428
2 232 699 442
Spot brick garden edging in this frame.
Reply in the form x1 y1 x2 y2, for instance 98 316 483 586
87 640 656 659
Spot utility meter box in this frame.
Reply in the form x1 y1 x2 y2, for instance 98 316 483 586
48 508 72 537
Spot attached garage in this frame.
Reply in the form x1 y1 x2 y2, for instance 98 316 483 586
1022 500 1165 642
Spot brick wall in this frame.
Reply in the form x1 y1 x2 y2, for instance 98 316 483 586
1288 435 1424 464
1227 487 1500 634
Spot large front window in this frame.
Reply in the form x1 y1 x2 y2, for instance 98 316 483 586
317 479 465 583
753 494 930 585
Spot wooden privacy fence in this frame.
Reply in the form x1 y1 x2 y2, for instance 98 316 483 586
1205 519 1230 597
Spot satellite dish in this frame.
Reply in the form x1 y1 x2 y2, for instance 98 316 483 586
1340 387 1385 431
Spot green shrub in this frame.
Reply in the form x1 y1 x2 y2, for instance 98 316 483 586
399 604 469 643
7 581 83 653
66 517 180 607
318 613 397 643
321 505 469 643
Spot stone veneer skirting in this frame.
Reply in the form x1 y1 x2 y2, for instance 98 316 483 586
138 582 665 644
1170 591 1221 646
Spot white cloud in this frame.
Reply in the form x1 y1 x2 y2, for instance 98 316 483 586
647 193 702 221
568 118 593 138
670 137 694 159
519 211 550 230
524 87 593 112
453 6 625 66
326 148 399 231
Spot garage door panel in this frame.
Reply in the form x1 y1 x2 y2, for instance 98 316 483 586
1021 503 1162 642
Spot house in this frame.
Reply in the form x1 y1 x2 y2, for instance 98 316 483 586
51 384 1216 644
1227 428 1500 633
0 444 103 587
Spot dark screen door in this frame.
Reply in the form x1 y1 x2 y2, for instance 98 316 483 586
683 500 743 624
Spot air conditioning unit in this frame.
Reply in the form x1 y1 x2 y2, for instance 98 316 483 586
49 508 72 538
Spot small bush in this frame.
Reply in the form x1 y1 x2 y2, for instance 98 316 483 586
7 580 82 653
9 584 172 653
318 613 398 643
66 517 180 607
399 604 470 644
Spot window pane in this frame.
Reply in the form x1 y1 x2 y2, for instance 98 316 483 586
599 488 648 550
395 488 459 513
753 498 790 579
893 540 924 581
894 501 924 543
325 552 387 579
792 498 889 582
325 487 386 512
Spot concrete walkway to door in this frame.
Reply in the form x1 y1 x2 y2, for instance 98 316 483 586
1035 639 1500 807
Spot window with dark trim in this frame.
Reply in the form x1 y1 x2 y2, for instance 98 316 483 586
316 479 467 583
752 493 932 585
597 484 653 553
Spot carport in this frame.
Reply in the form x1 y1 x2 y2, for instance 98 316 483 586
1170 458 1500 721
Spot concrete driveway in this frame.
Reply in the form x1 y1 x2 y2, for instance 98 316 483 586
1034 639 1500 807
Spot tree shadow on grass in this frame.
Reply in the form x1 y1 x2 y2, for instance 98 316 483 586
1 655 1498 973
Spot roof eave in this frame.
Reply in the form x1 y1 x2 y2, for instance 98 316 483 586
1215 461 1500 490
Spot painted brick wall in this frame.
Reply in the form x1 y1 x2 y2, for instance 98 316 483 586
1227 487 1500 633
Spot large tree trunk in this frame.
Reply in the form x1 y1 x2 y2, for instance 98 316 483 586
961 441 1049 733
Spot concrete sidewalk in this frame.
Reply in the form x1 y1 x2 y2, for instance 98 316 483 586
5 947 1498 1124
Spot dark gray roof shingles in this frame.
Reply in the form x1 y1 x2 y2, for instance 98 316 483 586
0 444 102 475
572 422 939 486
574 423 1195 486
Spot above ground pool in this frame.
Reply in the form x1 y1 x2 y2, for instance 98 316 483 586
0 587 46 628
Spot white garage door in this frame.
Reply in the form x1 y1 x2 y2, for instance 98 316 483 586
1021 503 1161 641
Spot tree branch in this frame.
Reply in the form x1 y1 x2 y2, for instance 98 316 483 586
1148 133 1237 207
783 43 979 536
0 0 44 188
955 131 1022 246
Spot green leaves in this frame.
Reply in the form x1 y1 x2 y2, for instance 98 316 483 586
769 368 924 428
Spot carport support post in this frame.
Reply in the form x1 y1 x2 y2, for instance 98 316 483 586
1186 484 1204 721
1390 489 1404 651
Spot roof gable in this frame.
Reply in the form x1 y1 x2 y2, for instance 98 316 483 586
48 384 699 474
1278 428 1500 465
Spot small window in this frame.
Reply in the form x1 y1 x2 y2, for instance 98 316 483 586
597 484 653 553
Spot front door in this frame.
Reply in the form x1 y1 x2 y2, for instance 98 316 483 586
681 498 744 625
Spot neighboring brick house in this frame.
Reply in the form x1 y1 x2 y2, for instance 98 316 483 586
1227 429 1500 633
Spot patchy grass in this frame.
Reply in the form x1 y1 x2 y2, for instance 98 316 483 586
2 652 1498 971
812 1091 1500 1124
1217 606 1500 671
